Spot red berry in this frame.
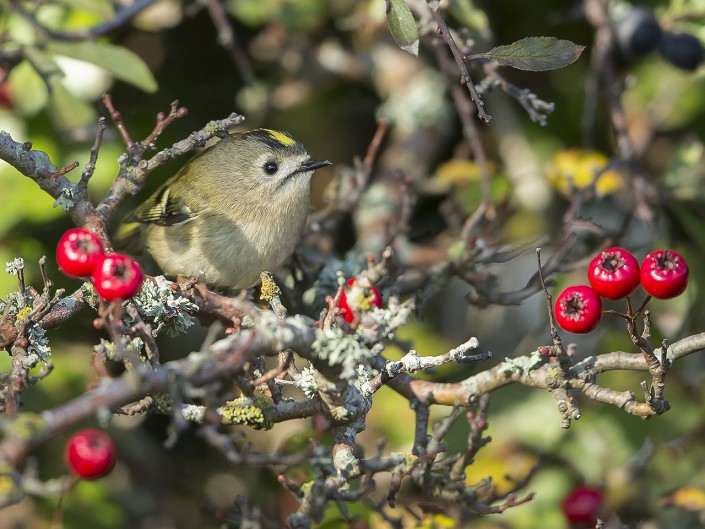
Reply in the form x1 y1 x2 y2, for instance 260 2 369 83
56 228 105 278
554 286 603 334
338 278 383 323
65 428 117 480
640 250 689 299
91 254 143 301
0 68 11 108
587 247 640 300
0 83 11 108
562 485 603 526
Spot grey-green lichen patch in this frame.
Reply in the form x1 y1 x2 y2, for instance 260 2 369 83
311 327 376 381
27 326 51 363
94 337 144 364
180 403 206 423
153 393 174 413
0 412 47 440
52 184 77 211
500 350 545 376
364 301 413 341
217 396 273 430
131 275 199 336
4 258 24 276
297 366 319 399
333 445 360 478
255 311 310 352
239 315 256 328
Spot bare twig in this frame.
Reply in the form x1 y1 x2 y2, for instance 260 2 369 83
426 2 491 123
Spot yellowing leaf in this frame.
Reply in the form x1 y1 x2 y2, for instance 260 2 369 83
61 0 116 19
418 514 459 529
546 148 623 197
465 446 538 497
428 159 498 196
435 159 482 184
661 486 705 511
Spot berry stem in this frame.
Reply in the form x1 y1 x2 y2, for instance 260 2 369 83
536 248 572 371
633 295 651 319
536 248 559 342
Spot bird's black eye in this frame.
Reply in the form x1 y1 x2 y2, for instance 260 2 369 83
264 161 278 175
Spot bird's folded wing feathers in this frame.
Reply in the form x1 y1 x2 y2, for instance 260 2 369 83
124 186 199 226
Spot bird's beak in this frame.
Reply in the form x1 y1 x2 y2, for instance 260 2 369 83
294 158 332 174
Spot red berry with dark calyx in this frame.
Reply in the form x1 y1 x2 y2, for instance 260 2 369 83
554 286 603 334
65 428 117 480
562 485 603 527
338 278 382 323
56 228 105 278
587 247 640 300
91 254 144 301
640 249 689 299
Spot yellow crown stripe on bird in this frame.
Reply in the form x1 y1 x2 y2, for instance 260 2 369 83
244 128 301 150
263 129 297 147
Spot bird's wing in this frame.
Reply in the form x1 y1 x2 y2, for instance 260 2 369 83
124 184 200 226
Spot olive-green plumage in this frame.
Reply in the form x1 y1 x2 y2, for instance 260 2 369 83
117 129 331 289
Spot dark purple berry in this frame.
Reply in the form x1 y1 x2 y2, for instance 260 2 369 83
659 32 704 71
614 8 662 60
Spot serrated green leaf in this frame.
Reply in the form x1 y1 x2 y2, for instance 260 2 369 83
386 0 419 57
46 40 158 93
468 37 585 71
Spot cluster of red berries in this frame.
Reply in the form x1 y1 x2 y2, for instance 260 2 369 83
337 278 383 323
555 247 689 334
65 428 117 480
57 228 143 301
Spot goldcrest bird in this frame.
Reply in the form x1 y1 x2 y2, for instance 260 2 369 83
117 128 331 289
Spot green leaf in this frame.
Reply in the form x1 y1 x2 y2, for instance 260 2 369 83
48 82 97 132
228 0 283 27
448 0 490 35
22 46 64 81
7 59 50 115
386 0 419 57
468 37 585 71
59 0 116 18
46 40 158 93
